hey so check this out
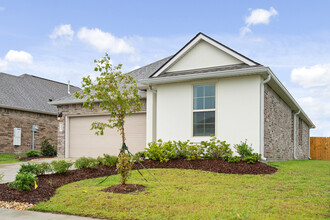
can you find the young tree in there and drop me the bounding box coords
[74,53,142,184]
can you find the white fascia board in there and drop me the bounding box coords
[265,68,316,128]
[140,66,268,85]
[152,34,256,77]
[0,104,56,115]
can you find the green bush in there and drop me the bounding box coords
[173,140,190,159]
[234,140,253,158]
[134,151,146,159]
[41,139,57,157]
[243,153,261,164]
[97,154,118,167]
[26,150,41,157]
[8,172,37,191]
[75,157,100,169]
[116,153,134,185]
[51,160,73,174]
[186,144,204,160]
[202,136,233,159]
[35,162,53,175]
[228,156,241,163]
[222,153,232,161]
[18,163,39,175]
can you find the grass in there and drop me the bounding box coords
[0,153,22,164]
[32,160,329,219]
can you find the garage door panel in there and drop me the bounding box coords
[69,113,146,158]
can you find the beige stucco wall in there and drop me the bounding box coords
[167,40,243,72]
[152,75,261,153]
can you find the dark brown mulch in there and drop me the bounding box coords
[102,184,146,194]
[0,159,277,204]
[17,156,55,161]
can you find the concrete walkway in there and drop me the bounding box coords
[0,158,76,183]
[0,208,98,220]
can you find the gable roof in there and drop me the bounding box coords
[0,72,80,115]
[151,32,259,77]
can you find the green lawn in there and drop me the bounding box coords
[0,154,21,164]
[32,160,329,219]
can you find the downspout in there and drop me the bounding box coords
[148,85,157,142]
[293,110,300,160]
[260,73,271,161]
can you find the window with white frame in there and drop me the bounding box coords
[193,84,215,136]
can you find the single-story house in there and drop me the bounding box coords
[50,33,315,161]
[0,72,80,154]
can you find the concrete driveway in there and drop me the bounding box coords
[0,158,76,183]
[0,208,98,220]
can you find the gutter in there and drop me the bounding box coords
[260,74,271,161]
[293,110,300,160]
[0,104,56,116]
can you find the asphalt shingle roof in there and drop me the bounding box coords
[0,73,80,114]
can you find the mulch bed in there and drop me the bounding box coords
[17,156,56,161]
[102,184,146,194]
[0,159,277,204]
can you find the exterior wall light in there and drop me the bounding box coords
[57,112,63,121]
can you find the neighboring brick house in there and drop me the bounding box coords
[51,32,315,161]
[0,72,80,154]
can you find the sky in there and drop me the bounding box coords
[0,0,329,136]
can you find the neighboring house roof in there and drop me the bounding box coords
[0,72,80,115]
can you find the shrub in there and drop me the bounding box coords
[145,139,178,162]
[186,144,204,160]
[35,162,53,175]
[228,156,240,163]
[8,172,37,191]
[18,163,39,175]
[222,153,232,161]
[26,150,41,157]
[243,153,261,164]
[51,160,73,174]
[41,139,57,157]
[97,154,118,167]
[134,151,146,159]
[173,140,190,159]
[234,140,253,158]
[202,136,233,159]
[75,157,99,169]
[116,153,134,185]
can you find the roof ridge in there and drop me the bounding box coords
[20,74,80,88]
[127,56,173,74]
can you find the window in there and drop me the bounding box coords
[193,84,215,136]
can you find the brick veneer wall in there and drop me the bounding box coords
[0,108,57,154]
[56,99,146,157]
[264,84,309,161]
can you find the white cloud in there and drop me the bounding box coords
[0,50,33,71]
[77,27,134,54]
[49,24,74,41]
[241,7,278,36]
[291,64,330,88]
[4,50,33,64]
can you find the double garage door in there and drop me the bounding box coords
[69,113,146,158]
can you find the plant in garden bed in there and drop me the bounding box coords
[75,157,99,169]
[26,150,41,157]
[202,136,232,159]
[51,160,73,174]
[8,172,37,191]
[75,53,142,186]
[41,139,57,157]
[234,140,261,164]
[116,153,134,185]
[97,154,117,167]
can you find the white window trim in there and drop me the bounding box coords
[191,83,217,137]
